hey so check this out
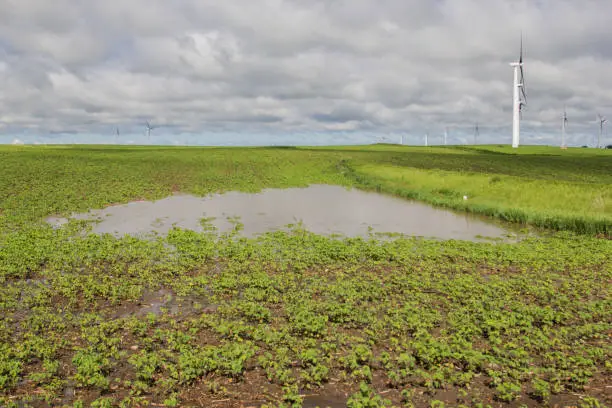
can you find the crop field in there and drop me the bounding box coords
[0,145,610,408]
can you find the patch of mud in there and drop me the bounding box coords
[61,381,76,406]
[302,393,348,408]
[46,184,515,241]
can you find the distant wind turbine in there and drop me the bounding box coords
[444,127,448,146]
[597,114,607,149]
[510,34,527,148]
[145,122,156,140]
[474,123,480,145]
[561,108,568,149]
[425,132,429,147]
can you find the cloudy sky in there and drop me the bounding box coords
[1,0,611,146]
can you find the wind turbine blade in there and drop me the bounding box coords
[520,69,526,103]
[520,32,523,64]
[518,33,526,103]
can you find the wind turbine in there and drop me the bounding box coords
[474,123,480,145]
[510,35,527,148]
[145,122,156,140]
[561,108,568,149]
[444,127,448,146]
[115,127,120,144]
[597,114,607,148]
[425,132,429,147]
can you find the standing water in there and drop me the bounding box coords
[47,184,512,241]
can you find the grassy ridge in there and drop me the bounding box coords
[330,145,612,234]
[339,161,611,235]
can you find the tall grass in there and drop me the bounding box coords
[339,161,611,235]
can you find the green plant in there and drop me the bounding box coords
[163,394,180,407]
[72,350,110,390]
[530,378,551,402]
[495,381,521,402]
[580,396,602,408]
[347,382,392,407]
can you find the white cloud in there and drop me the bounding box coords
[0,0,611,146]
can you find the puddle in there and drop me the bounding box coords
[46,184,515,241]
[136,288,176,317]
[113,288,215,319]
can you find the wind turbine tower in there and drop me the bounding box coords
[597,114,607,148]
[444,127,448,146]
[425,132,429,147]
[510,36,527,148]
[561,108,568,149]
[474,123,480,145]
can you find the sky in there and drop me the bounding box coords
[1,0,611,147]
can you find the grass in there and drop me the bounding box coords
[0,144,610,407]
[343,162,610,234]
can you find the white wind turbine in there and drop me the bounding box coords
[561,108,568,149]
[510,35,527,148]
[597,114,607,148]
[425,132,429,147]
[444,127,448,146]
[145,121,156,141]
[474,123,480,145]
[597,114,607,149]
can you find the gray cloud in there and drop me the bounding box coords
[0,0,611,146]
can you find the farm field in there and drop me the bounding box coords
[0,144,610,408]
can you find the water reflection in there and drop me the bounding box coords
[47,185,511,241]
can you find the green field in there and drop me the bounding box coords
[0,145,610,407]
